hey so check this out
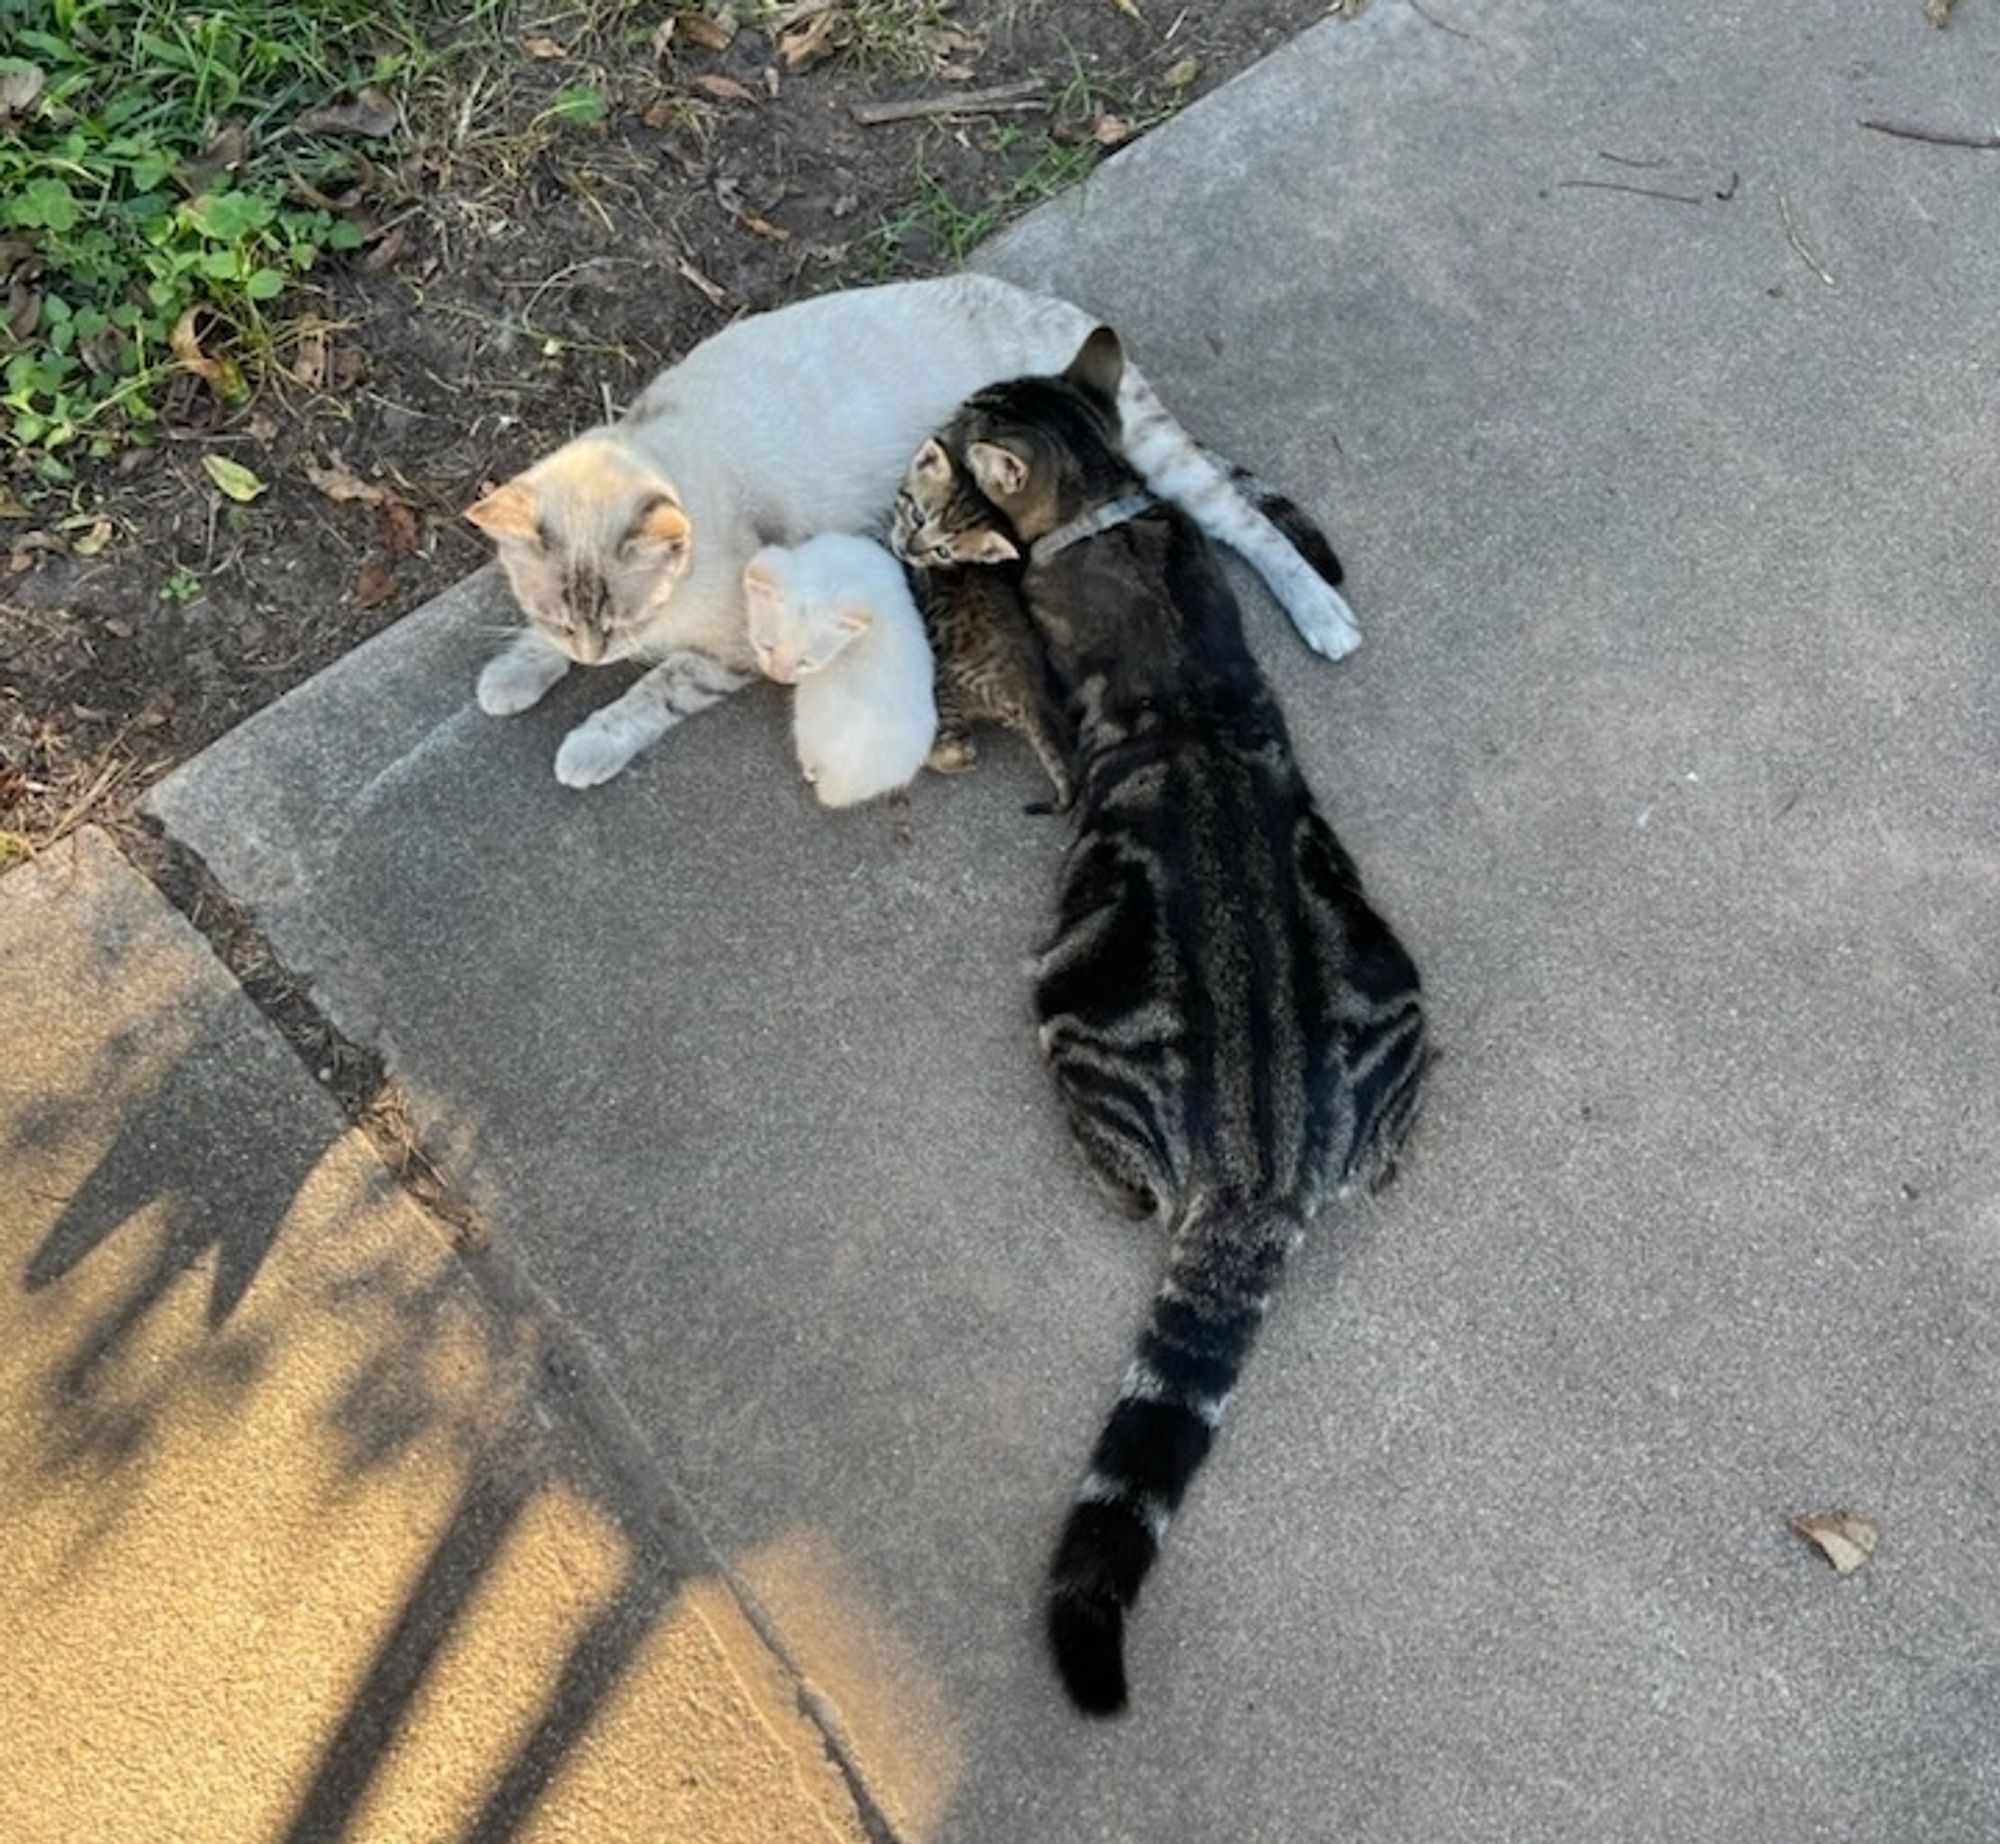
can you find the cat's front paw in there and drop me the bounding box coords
[1290,579,1363,662]
[554,718,640,788]
[478,644,566,716]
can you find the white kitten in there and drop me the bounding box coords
[744,535,938,810]
[465,274,1359,788]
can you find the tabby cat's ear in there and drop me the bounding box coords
[913,438,952,482]
[464,479,541,543]
[966,440,1031,504]
[1064,325,1125,404]
[967,529,1020,564]
[625,495,691,558]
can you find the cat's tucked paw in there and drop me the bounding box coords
[926,733,978,775]
[1289,579,1363,662]
[478,648,563,716]
[554,719,641,788]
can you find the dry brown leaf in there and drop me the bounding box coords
[102,616,134,638]
[1926,0,1958,22]
[679,7,740,51]
[354,561,397,609]
[305,457,393,506]
[1163,54,1200,90]
[693,73,759,102]
[778,9,846,69]
[380,499,420,559]
[360,223,412,276]
[291,330,328,388]
[522,35,567,59]
[0,487,29,519]
[69,516,114,558]
[650,18,678,56]
[168,307,245,402]
[675,257,730,307]
[1789,1510,1878,1576]
[185,121,250,190]
[7,284,41,345]
[641,95,679,130]
[295,85,400,139]
[1092,113,1132,147]
[0,62,45,121]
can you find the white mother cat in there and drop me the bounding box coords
[743,534,937,810]
[466,273,1358,788]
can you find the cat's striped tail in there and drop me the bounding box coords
[1048,1195,1305,1716]
[1114,373,1361,662]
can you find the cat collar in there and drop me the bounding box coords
[1030,491,1160,565]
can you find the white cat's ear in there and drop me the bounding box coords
[966,440,1030,503]
[1065,326,1125,403]
[834,603,873,635]
[913,438,952,482]
[743,548,786,603]
[465,479,541,543]
[968,530,1020,564]
[625,495,691,558]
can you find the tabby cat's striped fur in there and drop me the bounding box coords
[903,330,1429,1715]
[913,562,1075,811]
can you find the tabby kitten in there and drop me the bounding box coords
[911,562,1074,811]
[904,330,1430,1716]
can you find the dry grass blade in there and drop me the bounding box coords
[851,79,1045,126]
[1779,190,1836,288]
[676,256,730,307]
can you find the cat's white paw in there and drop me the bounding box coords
[554,719,640,788]
[1289,580,1363,662]
[478,646,564,716]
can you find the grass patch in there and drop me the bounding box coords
[0,0,440,477]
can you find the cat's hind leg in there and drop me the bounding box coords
[477,628,572,715]
[1116,376,1361,661]
[554,650,751,788]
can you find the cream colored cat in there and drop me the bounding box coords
[467,272,1358,788]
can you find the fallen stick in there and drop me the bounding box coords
[1859,117,2000,149]
[1555,178,1705,206]
[852,81,1045,127]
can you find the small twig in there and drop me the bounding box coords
[851,81,1045,127]
[1859,117,2000,150]
[1555,178,1706,206]
[1599,150,1667,169]
[1405,0,1475,38]
[1778,190,1836,287]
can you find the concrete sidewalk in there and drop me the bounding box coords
[118,2,2000,1838]
[0,832,868,1844]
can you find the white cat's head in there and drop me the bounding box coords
[465,436,691,664]
[742,540,875,685]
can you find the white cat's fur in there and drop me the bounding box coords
[744,535,937,810]
[468,272,1358,787]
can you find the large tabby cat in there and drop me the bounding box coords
[898,330,1430,1715]
[464,273,1359,787]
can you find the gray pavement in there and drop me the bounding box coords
[147,4,2000,1838]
